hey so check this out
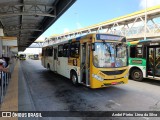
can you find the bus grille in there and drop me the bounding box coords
[101,70,125,75]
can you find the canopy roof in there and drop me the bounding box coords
[0,0,76,51]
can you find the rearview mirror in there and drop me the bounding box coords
[92,43,95,51]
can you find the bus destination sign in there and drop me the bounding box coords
[96,34,124,41]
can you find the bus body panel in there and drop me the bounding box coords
[68,66,81,82]
[41,57,46,68]
[57,57,68,77]
[90,65,128,88]
[129,65,146,78]
[45,56,53,70]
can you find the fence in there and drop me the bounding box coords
[0,66,11,103]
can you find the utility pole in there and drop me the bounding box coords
[144,0,147,40]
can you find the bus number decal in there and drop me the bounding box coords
[73,59,77,66]
[132,60,142,64]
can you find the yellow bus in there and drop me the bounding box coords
[19,54,26,60]
[41,33,128,88]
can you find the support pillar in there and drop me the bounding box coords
[0,39,2,57]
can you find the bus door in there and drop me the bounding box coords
[80,43,90,86]
[53,48,58,72]
[147,46,160,78]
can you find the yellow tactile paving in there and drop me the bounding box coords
[0,60,18,120]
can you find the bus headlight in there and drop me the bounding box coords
[92,74,104,81]
[124,74,128,78]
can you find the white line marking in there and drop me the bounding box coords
[142,117,149,120]
[108,100,121,106]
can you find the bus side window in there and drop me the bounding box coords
[70,42,80,58]
[48,47,53,56]
[54,48,57,60]
[130,46,136,58]
[45,48,48,56]
[130,46,143,58]
[76,42,80,57]
[137,47,142,58]
[63,43,70,57]
[58,45,63,57]
[42,48,44,56]
[142,45,146,58]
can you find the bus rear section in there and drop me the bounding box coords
[19,54,26,60]
[33,54,39,60]
[128,39,160,81]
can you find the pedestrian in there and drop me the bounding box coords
[2,57,7,68]
[0,59,8,72]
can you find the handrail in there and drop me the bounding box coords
[0,66,11,103]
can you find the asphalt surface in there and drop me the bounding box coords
[18,59,160,120]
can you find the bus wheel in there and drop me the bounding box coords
[131,69,143,81]
[71,72,79,86]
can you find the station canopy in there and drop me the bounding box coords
[0,0,76,51]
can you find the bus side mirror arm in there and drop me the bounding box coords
[92,43,95,51]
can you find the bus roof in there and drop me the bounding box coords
[128,38,160,45]
[43,33,126,47]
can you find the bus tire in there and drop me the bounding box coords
[131,69,143,81]
[71,72,79,86]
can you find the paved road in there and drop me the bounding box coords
[19,59,160,120]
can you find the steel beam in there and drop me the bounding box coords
[4,29,42,33]
[0,13,55,18]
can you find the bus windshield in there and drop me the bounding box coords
[93,42,127,68]
[20,54,26,58]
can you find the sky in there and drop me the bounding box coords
[40,0,160,38]
[24,0,160,53]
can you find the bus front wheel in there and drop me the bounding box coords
[131,69,143,81]
[71,72,79,86]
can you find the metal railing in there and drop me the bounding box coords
[0,66,11,103]
[112,23,160,38]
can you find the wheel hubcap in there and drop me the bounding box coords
[72,75,76,84]
[134,72,140,79]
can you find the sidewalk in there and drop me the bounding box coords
[0,59,40,120]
